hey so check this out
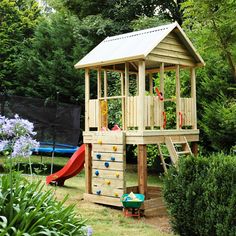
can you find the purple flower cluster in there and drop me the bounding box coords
[0,115,39,158]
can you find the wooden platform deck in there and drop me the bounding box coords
[83,129,199,145]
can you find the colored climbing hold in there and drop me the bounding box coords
[96,190,101,195]
[114,192,119,197]
[113,146,117,151]
[110,156,115,161]
[106,180,111,185]
[95,170,99,176]
[104,162,109,168]
[96,153,101,159]
[115,172,120,178]
[98,140,102,145]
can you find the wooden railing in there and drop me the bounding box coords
[87,96,195,129]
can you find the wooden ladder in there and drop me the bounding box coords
[165,136,192,165]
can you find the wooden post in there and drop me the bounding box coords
[191,67,197,129]
[149,73,153,95]
[149,73,154,129]
[85,68,90,132]
[97,67,102,131]
[138,60,146,130]
[138,145,147,197]
[176,65,181,130]
[191,142,198,156]
[124,62,129,130]
[121,73,125,130]
[85,143,92,194]
[104,70,107,98]
[160,63,165,130]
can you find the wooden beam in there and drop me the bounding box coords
[97,67,102,131]
[104,70,107,98]
[160,62,164,130]
[124,62,129,130]
[121,73,125,130]
[146,65,188,74]
[138,145,147,197]
[85,68,90,132]
[149,73,154,129]
[138,60,145,130]
[191,67,197,129]
[191,142,198,156]
[176,65,181,130]
[85,144,92,194]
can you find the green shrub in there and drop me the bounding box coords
[0,173,87,235]
[163,154,236,236]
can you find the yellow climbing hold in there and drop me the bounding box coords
[113,146,117,151]
[98,140,102,145]
[106,180,111,185]
[114,192,119,197]
[115,172,120,178]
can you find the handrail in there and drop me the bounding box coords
[155,87,164,101]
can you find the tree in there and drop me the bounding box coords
[15,12,89,104]
[182,0,236,82]
[181,0,236,152]
[0,0,41,93]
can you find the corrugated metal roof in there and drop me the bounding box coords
[75,22,204,68]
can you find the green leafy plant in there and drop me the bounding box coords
[0,172,87,235]
[163,154,236,236]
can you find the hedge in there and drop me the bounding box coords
[163,153,236,236]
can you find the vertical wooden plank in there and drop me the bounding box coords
[138,60,146,130]
[138,145,147,197]
[149,73,153,95]
[85,144,92,194]
[191,67,197,129]
[176,65,181,130]
[149,73,154,129]
[85,68,90,131]
[121,73,125,130]
[97,67,102,131]
[103,70,108,130]
[125,63,129,130]
[104,70,107,98]
[134,96,137,127]
[160,62,164,130]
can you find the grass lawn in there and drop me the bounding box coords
[1,154,173,235]
[39,173,173,236]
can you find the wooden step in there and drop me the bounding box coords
[177,150,191,155]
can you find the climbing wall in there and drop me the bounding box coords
[92,132,125,198]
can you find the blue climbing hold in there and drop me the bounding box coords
[96,153,101,159]
[95,170,99,176]
[96,190,101,195]
[104,162,109,168]
[110,156,115,161]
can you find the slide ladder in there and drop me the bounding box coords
[158,137,192,171]
[165,136,192,165]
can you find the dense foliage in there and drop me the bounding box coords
[0,0,235,153]
[15,12,88,103]
[163,154,236,236]
[0,0,41,93]
[0,173,86,235]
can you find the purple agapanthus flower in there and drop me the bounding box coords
[0,114,39,158]
[11,136,39,158]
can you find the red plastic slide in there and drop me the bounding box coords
[46,144,85,186]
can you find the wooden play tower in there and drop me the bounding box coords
[75,22,205,216]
